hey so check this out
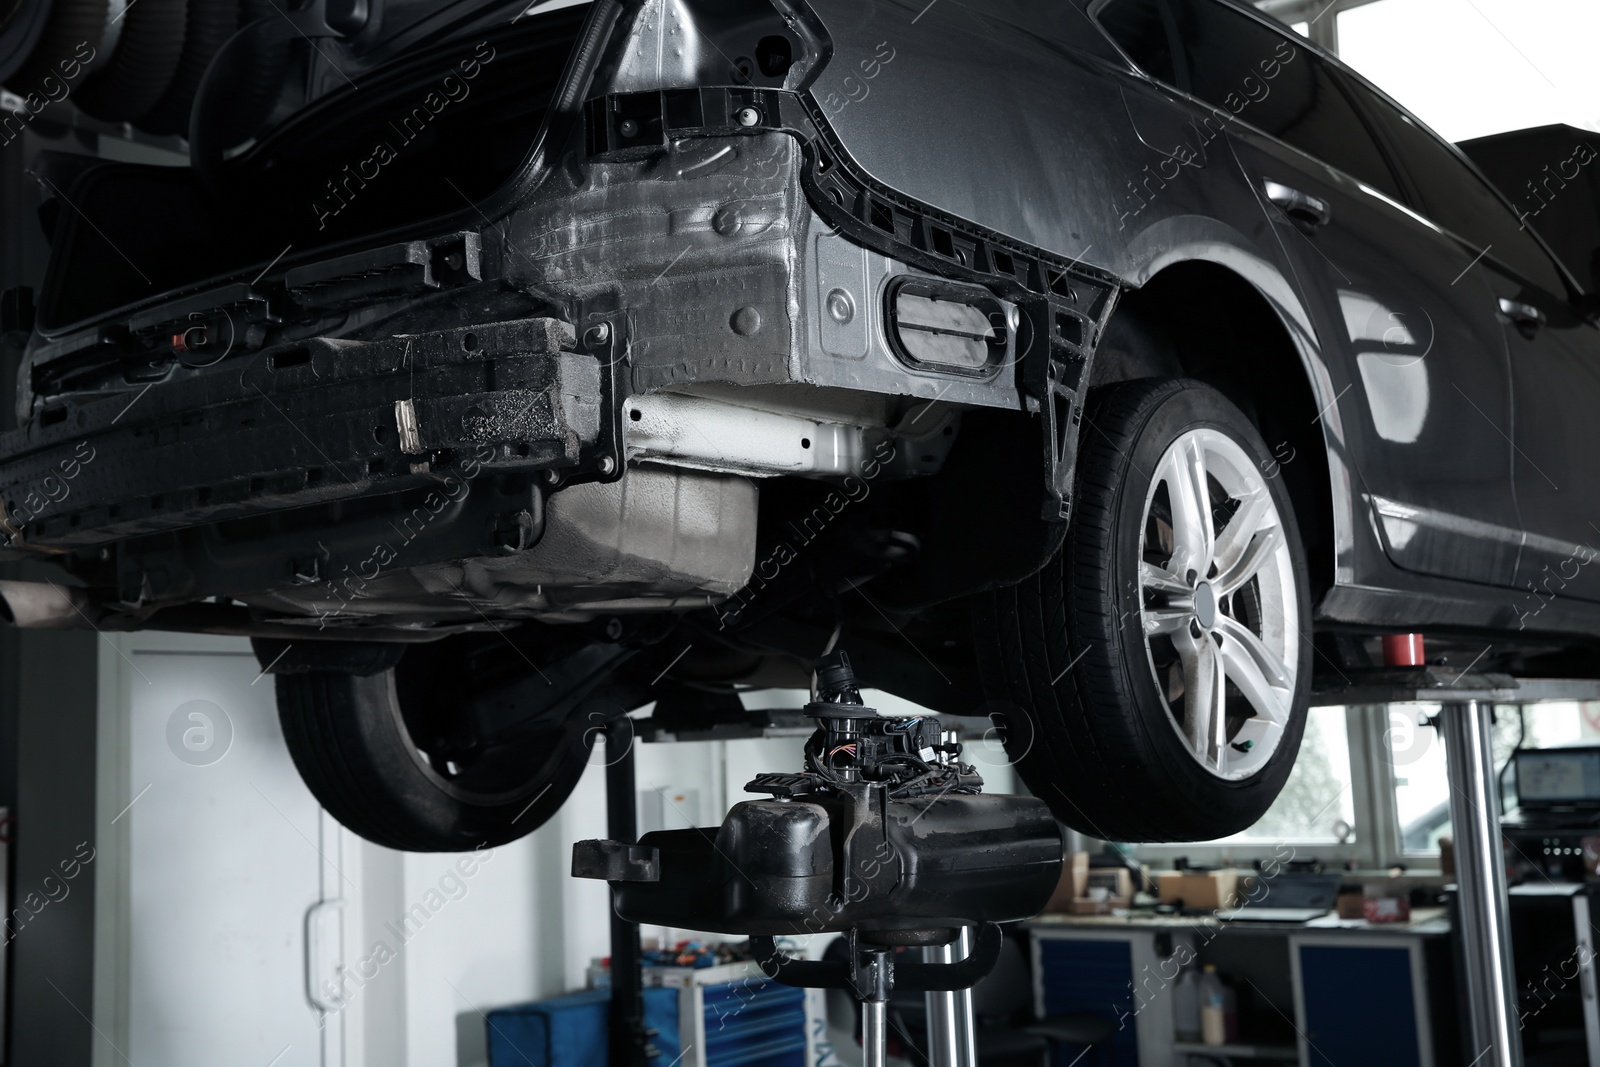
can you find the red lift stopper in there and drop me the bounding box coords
[1382,633,1425,667]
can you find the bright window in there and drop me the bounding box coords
[1228,704,1355,843]
[1392,702,1600,855]
[1337,0,1600,142]
[1128,705,1357,861]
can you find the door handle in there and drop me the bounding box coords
[305,899,346,1013]
[1264,180,1332,231]
[1498,297,1546,336]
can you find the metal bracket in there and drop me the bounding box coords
[571,839,659,882]
[751,922,1003,995]
[1022,294,1100,523]
[577,307,629,484]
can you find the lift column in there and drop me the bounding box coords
[1440,698,1522,1067]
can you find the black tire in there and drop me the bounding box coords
[975,377,1313,842]
[73,0,186,122]
[137,0,237,135]
[0,0,51,86]
[276,662,596,852]
[4,0,108,97]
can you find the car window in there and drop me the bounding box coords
[1096,0,1178,85]
[1097,0,1404,202]
[1348,80,1570,296]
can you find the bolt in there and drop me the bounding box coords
[542,469,562,486]
[1190,619,1202,639]
[619,118,639,137]
[598,455,617,476]
[605,617,624,640]
[1186,569,1197,587]
[585,321,611,347]
[735,106,761,127]
[713,204,744,236]
[826,288,855,324]
[730,306,762,336]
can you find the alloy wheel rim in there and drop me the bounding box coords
[1137,428,1299,781]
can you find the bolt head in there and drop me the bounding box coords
[735,106,761,127]
[585,321,611,347]
[730,306,762,336]
[826,288,855,324]
[598,455,617,476]
[712,205,743,236]
[619,118,639,137]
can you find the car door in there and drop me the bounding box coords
[1357,95,1600,607]
[1123,0,1522,589]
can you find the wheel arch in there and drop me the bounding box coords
[1092,256,1344,604]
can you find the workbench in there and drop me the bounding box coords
[1027,909,1454,1067]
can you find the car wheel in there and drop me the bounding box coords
[274,645,600,852]
[72,0,187,122]
[976,377,1312,842]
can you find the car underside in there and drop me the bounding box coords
[3,0,1599,850]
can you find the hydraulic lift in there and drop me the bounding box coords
[575,650,1061,1066]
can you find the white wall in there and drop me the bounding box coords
[92,644,1018,1066]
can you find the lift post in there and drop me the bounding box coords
[1311,671,1600,1067]
[923,928,978,1067]
[603,718,655,1067]
[1439,698,1522,1067]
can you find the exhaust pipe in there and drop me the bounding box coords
[0,580,98,629]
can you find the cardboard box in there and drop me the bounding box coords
[1157,869,1241,911]
[1363,894,1411,923]
[1363,882,1412,923]
[1044,852,1090,913]
[1086,867,1134,904]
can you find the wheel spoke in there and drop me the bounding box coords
[1216,525,1285,597]
[1142,606,1191,637]
[1216,616,1293,724]
[1212,490,1273,581]
[1140,560,1192,597]
[1179,637,1226,766]
[1162,437,1214,581]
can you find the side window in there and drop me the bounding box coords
[1162,0,1404,201]
[1353,87,1570,296]
[1096,0,1177,85]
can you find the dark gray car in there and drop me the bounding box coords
[0,0,1593,848]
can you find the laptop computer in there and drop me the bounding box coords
[1217,873,1343,923]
